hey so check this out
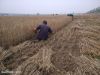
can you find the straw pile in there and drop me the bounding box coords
[0,14,100,75]
[10,15,100,75]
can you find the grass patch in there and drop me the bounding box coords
[95,55,100,60]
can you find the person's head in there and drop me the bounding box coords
[43,20,47,25]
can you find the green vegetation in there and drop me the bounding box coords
[95,55,100,60]
[88,7,100,13]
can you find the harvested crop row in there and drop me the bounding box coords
[12,15,100,75]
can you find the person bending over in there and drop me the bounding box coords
[35,20,52,41]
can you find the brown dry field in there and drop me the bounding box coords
[0,15,72,48]
[0,14,100,75]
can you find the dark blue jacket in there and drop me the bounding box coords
[36,24,52,40]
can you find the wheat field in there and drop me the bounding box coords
[0,15,72,48]
[0,14,100,75]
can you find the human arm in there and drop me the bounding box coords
[36,25,41,30]
[35,25,41,33]
[48,27,52,33]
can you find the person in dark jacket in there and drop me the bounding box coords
[35,20,52,41]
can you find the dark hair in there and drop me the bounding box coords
[43,20,47,24]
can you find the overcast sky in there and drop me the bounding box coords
[0,0,100,14]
